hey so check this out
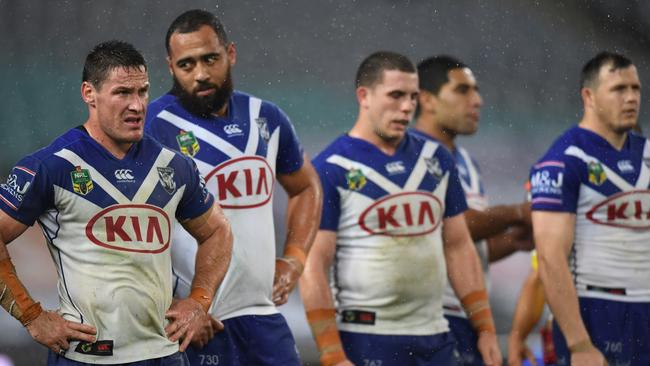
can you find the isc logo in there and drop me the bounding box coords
[358,192,442,236]
[205,156,274,209]
[586,190,650,229]
[85,204,171,253]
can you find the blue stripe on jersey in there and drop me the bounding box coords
[314,133,467,231]
[530,126,649,212]
[145,90,304,175]
[0,128,213,225]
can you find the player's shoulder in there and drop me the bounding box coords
[147,92,178,118]
[24,127,90,168]
[233,90,291,125]
[536,125,585,163]
[140,133,190,162]
[406,132,456,169]
[312,134,350,166]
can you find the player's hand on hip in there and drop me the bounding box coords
[26,310,97,356]
[507,336,537,366]
[272,257,301,306]
[165,298,209,352]
[477,331,503,366]
[571,348,608,366]
[190,313,224,350]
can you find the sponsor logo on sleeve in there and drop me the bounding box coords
[530,165,564,197]
[588,161,607,186]
[70,166,94,196]
[157,167,176,195]
[176,130,200,157]
[0,166,36,210]
[345,168,367,191]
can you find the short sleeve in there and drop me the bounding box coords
[530,158,580,212]
[0,156,53,225]
[175,156,215,221]
[273,106,305,175]
[313,156,341,231]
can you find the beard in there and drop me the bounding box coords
[171,69,234,118]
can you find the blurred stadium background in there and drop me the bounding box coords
[1,1,649,364]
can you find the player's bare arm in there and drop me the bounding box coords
[0,210,97,355]
[274,156,323,306]
[300,230,353,366]
[464,202,531,241]
[442,213,502,366]
[485,225,534,262]
[533,211,606,366]
[507,268,545,366]
[165,201,233,352]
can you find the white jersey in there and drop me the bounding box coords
[0,128,214,364]
[531,126,650,302]
[146,91,305,319]
[313,133,468,335]
[410,130,490,318]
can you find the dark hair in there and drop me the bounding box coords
[355,51,416,88]
[581,51,633,89]
[166,9,229,54]
[82,40,147,89]
[417,55,467,95]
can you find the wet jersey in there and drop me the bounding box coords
[145,90,304,319]
[530,126,650,302]
[0,128,214,364]
[314,133,468,335]
[409,129,490,318]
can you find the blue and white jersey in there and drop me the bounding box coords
[145,90,304,320]
[530,126,650,302]
[409,129,490,318]
[0,128,213,364]
[314,133,468,335]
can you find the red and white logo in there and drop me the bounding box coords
[586,190,650,229]
[205,156,274,209]
[359,192,443,236]
[86,204,171,253]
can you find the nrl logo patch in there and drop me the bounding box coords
[176,130,200,157]
[157,167,176,194]
[70,166,94,196]
[588,161,606,186]
[255,117,270,143]
[424,157,443,179]
[345,168,367,191]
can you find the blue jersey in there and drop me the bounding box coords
[530,126,650,301]
[0,127,213,364]
[314,133,467,336]
[145,90,304,320]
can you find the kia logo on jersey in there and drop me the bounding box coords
[85,204,171,253]
[358,192,443,236]
[586,190,650,229]
[204,156,274,209]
